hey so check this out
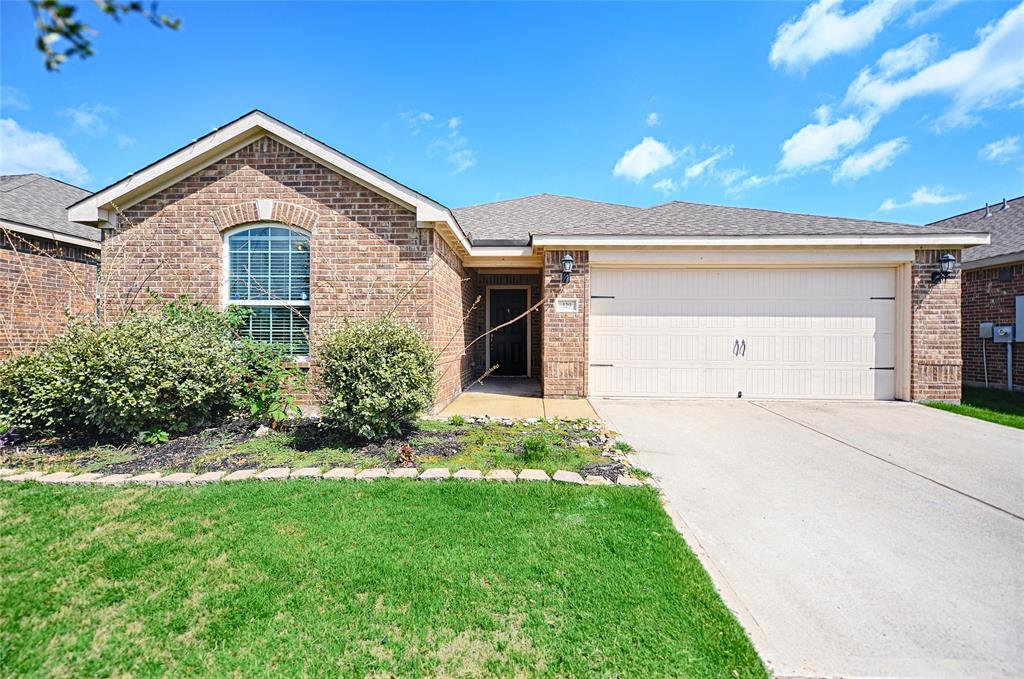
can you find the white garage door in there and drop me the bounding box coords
[589,268,896,399]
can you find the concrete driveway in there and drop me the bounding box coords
[591,399,1024,679]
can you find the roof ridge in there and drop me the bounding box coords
[455,193,639,211]
[656,199,919,228]
[926,195,1024,225]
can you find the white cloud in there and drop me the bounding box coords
[779,105,877,171]
[684,146,734,181]
[907,0,964,27]
[879,184,967,210]
[613,137,681,182]
[834,136,908,180]
[0,118,88,183]
[0,86,29,112]
[400,110,434,135]
[116,133,136,148]
[61,103,115,136]
[653,177,678,194]
[770,0,903,71]
[448,116,462,130]
[646,112,660,126]
[980,135,1021,162]
[876,34,939,76]
[429,116,476,173]
[846,2,1024,127]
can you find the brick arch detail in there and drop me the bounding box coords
[212,200,319,232]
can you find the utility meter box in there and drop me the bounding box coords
[993,325,1014,344]
[979,322,994,338]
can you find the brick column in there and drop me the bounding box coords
[542,250,589,397]
[911,249,962,402]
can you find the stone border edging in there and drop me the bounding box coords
[0,466,645,487]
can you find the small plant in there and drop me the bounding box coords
[448,415,466,426]
[397,443,416,467]
[141,429,170,445]
[521,434,552,463]
[315,318,435,441]
[613,441,634,453]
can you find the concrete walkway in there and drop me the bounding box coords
[593,399,1024,679]
[440,378,598,420]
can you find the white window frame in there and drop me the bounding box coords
[221,223,311,357]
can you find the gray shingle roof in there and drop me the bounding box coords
[453,194,986,245]
[453,194,641,245]
[928,197,1023,264]
[0,174,98,242]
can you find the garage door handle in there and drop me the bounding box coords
[590,363,614,367]
[740,339,746,356]
[733,339,740,355]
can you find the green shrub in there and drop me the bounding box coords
[0,298,300,442]
[315,318,435,440]
[521,434,553,463]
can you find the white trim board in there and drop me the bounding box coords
[0,220,100,250]
[484,285,532,378]
[534,234,990,248]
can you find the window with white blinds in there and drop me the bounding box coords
[226,225,310,356]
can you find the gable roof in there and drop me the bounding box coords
[457,194,990,246]
[928,197,1024,268]
[0,174,99,246]
[453,194,641,245]
[67,109,471,253]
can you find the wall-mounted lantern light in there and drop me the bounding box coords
[931,253,957,284]
[561,253,574,284]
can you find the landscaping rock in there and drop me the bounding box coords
[38,471,75,483]
[322,468,356,480]
[96,474,133,486]
[518,469,549,482]
[255,468,289,481]
[585,475,611,485]
[253,425,272,438]
[356,468,387,481]
[290,467,322,479]
[159,472,196,485]
[389,468,418,479]
[419,467,450,480]
[4,471,44,482]
[0,468,17,477]
[579,461,629,483]
[130,473,163,485]
[453,469,483,480]
[616,475,643,486]
[222,469,257,482]
[485,469,516,482]
[65,473,102,484]
[192,471,226,484]
[553,470,586,485]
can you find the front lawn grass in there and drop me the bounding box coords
[0,481,766,678]
[926,385,1024,430]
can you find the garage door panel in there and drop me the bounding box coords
[589,268,896,400]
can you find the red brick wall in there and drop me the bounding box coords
[432,235,477,409]
[962,262,1024,391]
[0,231,98,358]
[911,249,963,401]
[102,136,447,405]
[472,272,543,379]
[541,250,589,397]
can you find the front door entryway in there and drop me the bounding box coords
[487,287,529,376]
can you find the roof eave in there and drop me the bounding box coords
[530,233,992,248]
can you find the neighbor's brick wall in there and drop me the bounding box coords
[542,250,589,397]
[103,136,441,405]
[471,272,542,379]
[962,262,1024,391]
[911,249,962,401]
[432,234,477,409]
[0,231,98,358]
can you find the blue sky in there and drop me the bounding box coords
[1,0,1021,224]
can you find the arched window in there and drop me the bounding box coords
[225,225,310,356]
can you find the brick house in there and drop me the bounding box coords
[930,197,1023,392]
[64,111,987,409]
[0,174,99,357]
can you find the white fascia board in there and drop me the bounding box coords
[466,246,534,258]
[65,111,474,249]
[962,251,1024,271]
[531,233,992,247]
[0,220,101,250]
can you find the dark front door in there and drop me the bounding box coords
[489,288,529,376]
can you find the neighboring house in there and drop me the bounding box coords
[0,174,99,357]
[930,197,1023,392]
[65,111,987,409]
